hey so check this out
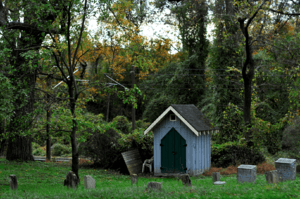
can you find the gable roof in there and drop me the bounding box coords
[144,104,219,136]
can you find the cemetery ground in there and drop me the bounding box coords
[1,145,300,199]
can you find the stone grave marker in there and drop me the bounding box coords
[275,158,296,182]
[265,170,279,184]
[145,181,162,193]
[84,175,95,189]
[9,174,18,190]
[179,174,192,187]
[131,174,138,185]
[64,171,79,190]
[237,165,256,184]
[212,172,226,185]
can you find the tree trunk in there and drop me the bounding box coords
[6,69,36,162]
[68,79,80,184]
[0,119,7,157]
[6,135,34,161]
[46,77,52,161]
[131,65,136,132]
[238,17,255,146]
[106,93,110,122]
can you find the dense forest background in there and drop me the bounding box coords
[1,0,300,181]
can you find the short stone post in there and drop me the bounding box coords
[180,174,192,187]
[131,174,138,185]
[212,172,226,185]
[9,174,18,190]
[145,181,162,193]
[265,170,279,184]
[212,172,220,183]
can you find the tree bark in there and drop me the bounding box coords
[106,93,111,122]
[69,82,80,185]
[237,1,267,145]
[131,65,136,132]
[0,119,7,157]
[46,76,52,161]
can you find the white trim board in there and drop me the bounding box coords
[144,106,220,137]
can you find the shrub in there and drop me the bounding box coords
[32,148,46,156]
[78,127,129,174]
[51,143,71,156]
[281,116,300,154]
[112,116,130,134]
[32,142,41,151]
[211,142,266,168]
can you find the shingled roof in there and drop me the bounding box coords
[144,104,219,136]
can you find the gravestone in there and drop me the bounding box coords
[84,175,95,189]
[265,170,279,184]
[275,158,296,182]
[9,174,18,190]
[212,172,226,185]
[64,171,79,189]
[179,174,192,187]
[145,181,162,193]
[131,174,138,185]
[237,165,256,184]
[212,172,220,183]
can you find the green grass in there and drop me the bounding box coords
[1,157,300,199]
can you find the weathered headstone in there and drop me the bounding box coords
[212,172,226,185]
[180,174,192,187]
[9,174,18,190]
[212,172,220,183]
[131,174,138,185]
[64,171,79,189]
[84,175,95,189]
[146,181,162,193]
[237,165,256,184]
[265,170,279,184]
[275,158,296,182]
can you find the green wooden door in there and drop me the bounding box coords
[160,127,187,173]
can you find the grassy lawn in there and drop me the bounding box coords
[1,154,300,199]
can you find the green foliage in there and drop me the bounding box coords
[32,142,41,151]
[281,116,300,155]
[199,6,244,144]
[51,143,71,156]
[112,116,130,134]
[32,148,46,156]
[211,141,266,168]
[77,127,125,170]
[166,54,206,105]
[212,103,245,144]
[142,93,175,123]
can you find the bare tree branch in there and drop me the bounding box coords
[267,8,300,16]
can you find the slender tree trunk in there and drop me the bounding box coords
[106,93,110,122]
[238,18,255,146]
[106,70,114,122]
[131,65,136,132]
[46,77,52,161]
[68,79,80,184]
[0,119,7,157]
